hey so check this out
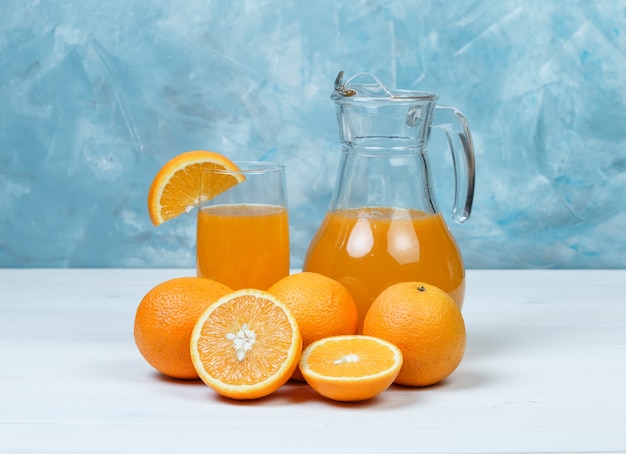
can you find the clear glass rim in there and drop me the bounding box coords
[331,71,438,103]
[332,90,438,104]
[204,161,285,175]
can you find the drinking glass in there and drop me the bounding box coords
[196,161,289,290]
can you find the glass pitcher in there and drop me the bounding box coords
[303,71,475,331]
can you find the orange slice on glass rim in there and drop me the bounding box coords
[190,289,302,400]
[299,335,403,402]
[147,150,244,226]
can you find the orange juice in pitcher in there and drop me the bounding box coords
[304,207,465,330]
[303,72,475,330]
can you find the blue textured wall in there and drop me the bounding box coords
[1,1,625,269]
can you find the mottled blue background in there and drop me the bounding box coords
[1,1,625,269]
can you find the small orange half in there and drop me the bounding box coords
[147,150,244,226]
[190,289,302,400]
[299,335,403,402]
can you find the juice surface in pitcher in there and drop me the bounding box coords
[303,206,465,331]
[197,204,289,290]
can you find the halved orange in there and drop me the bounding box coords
[190,289,302,400]
[299,335,403,402]
[147,150,244,226]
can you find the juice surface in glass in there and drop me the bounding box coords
[303,207,465,331]
[197,203,289,290]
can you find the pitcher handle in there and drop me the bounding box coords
[433,106,476,223]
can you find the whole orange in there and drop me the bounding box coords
[134,277,232,379]
[362,282,466,387]
[268,272,359,380]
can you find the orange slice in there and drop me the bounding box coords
[147,150,244,226]
[190,289,302,400]
[299,335,403,402]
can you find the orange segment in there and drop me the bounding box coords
[147,150,244,226]
[190,289,302,400]
[299,335,403,402]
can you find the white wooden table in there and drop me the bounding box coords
[1,269,625,453]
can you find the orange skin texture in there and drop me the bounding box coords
[363,282,466,387]
[268,272,359,380]
[134,277,232,379]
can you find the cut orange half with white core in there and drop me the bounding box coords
[190,289,302,400]
[147,150,244,226]
[299,335,403,402]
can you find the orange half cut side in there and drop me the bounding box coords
[299,335,403,402]
[190,289,302,400]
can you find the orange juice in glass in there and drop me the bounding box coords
[196,162,289,290]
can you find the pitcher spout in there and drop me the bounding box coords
[330,70,437,149]
[332,70,437,102]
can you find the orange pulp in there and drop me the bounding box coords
[303,207,465,331]
[197,204,289,290]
